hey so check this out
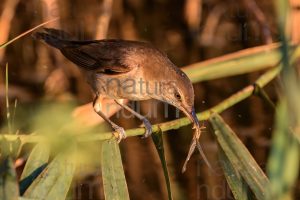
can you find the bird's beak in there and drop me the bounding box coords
[181,106,201,146]
[190,107,200,129]
[182,107,200,131]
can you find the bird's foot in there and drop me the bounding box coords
[112,125,126,143]
[140,118,152,138]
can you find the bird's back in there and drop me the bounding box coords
[33,28,191,99]
[33,28,166,72]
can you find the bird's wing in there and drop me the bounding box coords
[60,41,132,73]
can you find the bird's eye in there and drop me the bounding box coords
[175,93,182,101]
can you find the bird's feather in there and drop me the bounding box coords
[33,29,134,73]
[60,42,132,72]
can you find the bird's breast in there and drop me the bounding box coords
[86,68,163,100]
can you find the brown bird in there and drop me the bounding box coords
[33,28,208,172]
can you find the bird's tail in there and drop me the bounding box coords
[32,28,72,49]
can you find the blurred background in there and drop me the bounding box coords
[0,0,298,199]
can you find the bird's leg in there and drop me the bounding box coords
[93,96,126,142]
[114,99,152,138]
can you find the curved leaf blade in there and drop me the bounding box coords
[219,147,249,200]
[101,140,129,200]
[24,146,76,200]
[21,143,50,180]
[151,129,173,200]
[210,113,269,200]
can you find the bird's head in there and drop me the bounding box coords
[157,70,206,172]
[158,70,200,131]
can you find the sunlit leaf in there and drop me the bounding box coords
[21,143,50,180]
[44,152,76,200]
[24,145,76,200]
[184,44,300,83]
[210,113,269,200]
[101,140,130,200]
[218,147,249,200]
[19,142,50,195]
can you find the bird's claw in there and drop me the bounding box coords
[140,118,152,138]
[112,125,126,143]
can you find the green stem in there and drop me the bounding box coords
[253,83,276,109]
[6,63,12,134]
[1,67,280,143]
[184,43,299,82]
